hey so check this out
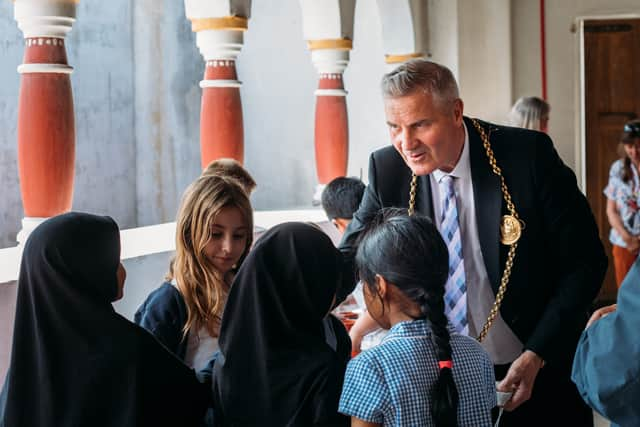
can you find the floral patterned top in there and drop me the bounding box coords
[604,159,640,247]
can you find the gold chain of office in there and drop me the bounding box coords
[407,118,524,343]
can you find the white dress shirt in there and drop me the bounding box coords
[430,122,523,364]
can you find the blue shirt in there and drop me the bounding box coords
[604,159,640,247]
[339,319,496,427]
[572,259,640,427]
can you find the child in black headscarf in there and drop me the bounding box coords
[212,222,350,427]
[0,212,209,427]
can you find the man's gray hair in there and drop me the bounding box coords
[381,59,460,107]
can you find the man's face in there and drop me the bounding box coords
[384,90,464,175]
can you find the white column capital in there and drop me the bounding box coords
[196,29,245,61]
[14,0,77,39]
[311,49,350,75]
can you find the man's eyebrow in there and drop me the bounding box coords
[411,119,430,126]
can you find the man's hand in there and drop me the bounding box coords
[497,350,544,411]
[586,304,617,329]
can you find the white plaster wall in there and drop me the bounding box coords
[68,1,138,227]
[0,3,22,248]
[457,0,512,125]
[427,0,459,77]
[512,0,640,175]
[133,0,202,226]
[511,0,542,103]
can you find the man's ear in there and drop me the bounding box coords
[451,98,464,124]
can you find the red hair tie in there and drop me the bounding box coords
[438,360,453,370]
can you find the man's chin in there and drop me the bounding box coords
[405,161,436,177]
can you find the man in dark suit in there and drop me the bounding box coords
[339,59,607,425]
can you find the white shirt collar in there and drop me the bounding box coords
[432,121,470,183]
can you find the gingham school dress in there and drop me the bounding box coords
[339,319,496,426]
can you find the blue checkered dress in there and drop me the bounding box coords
[339,319,496,426]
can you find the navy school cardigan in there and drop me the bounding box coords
[134,282,189,360]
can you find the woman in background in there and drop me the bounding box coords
[604,120,640,287]
[508,96,550,132]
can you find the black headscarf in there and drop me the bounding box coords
[212,222,350,427]
[0,212,208,427]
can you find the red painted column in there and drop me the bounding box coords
[17,37,75,219]
[13,1,77,243]
[315,73,348,185]
[185,12,248,170]
[200,59,243,168]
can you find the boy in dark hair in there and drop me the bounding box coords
[322,177,377,355]
[321,177,365,234]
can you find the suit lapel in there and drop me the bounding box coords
[466,117,502,293]
[416,174,434,220]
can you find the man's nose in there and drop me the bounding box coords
[400,128,416,151]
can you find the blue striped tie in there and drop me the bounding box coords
[439,175,468,334]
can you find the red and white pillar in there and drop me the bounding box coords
[300,0,355,202]
[184,2,251,169]
[14,0,77,244]
[309,41,351,201]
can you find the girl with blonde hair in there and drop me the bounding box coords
[135,174,253,370]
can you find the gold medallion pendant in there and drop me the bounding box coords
[500,215,522,245]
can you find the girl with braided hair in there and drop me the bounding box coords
[339,208,496,426]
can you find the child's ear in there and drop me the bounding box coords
[333,218,350,234]
[374,274,388,299]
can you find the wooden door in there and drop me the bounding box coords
[584,19,640,303]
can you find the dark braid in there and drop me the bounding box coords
[420,290,458,427]
[356,208,458,427]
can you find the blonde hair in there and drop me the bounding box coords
[168,175,253,338]
[509,96,550,131]
[202,158,257,195]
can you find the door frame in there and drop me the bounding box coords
[576,13,640,194]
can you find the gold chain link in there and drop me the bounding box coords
[407,119,521,343]
[408,174,418,216]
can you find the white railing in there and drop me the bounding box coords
[0,208,332,283]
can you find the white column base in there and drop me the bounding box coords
[312,183,326,206]
[16,216,48,246]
